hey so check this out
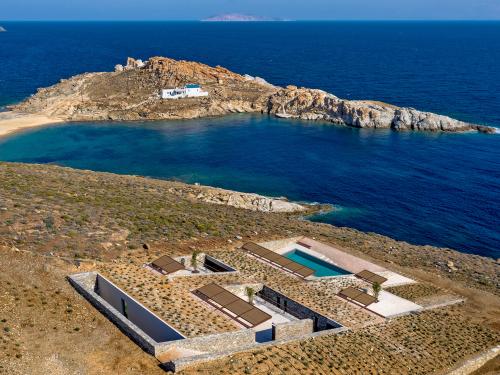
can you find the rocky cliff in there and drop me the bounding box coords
[12,56,495,133]
[268,86,495,133]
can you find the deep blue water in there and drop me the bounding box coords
[284,249,351,277]
[0,22,499,258]
[1,116,498,259]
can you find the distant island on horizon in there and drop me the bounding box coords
[202,13,290,22]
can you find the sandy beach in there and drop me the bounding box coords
[0,111,63,138]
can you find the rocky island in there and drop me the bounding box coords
[202,14,285,22]
[7,56,496,133]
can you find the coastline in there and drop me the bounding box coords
[10,56,497,134]
[0,111,63,139]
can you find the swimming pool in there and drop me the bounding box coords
[284,249,351,277]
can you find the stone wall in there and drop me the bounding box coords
[157,330,255,357]
[447,345,499,375]
[272,319,313,341]
[167,254,239,280]
[258,286,342,331]
[258,237,302,251]
[168,325,348,372]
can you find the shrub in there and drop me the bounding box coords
[245,287,255,305]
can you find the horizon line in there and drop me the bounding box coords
[2,19,500,22]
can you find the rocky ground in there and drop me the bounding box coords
[0,162,499,374]
[10,57,496,133]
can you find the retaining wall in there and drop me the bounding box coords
[272,319,313,341]
[447,345,499,375]
[168,325,348,372]
[156,329,255,357]
[258,286,342,331]
[68,272,162,355]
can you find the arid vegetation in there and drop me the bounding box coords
[0,162,499,374]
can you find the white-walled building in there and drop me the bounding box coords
[161,84,209,99]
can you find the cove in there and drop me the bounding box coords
[0,114,498,259]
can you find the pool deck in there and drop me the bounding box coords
[260,237,421,318]
[367,291,422,318]
[269,237,415,287]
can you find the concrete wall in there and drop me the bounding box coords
[272,319,313,341]
[96,274,184,343]
[258,286,342,331]
[68,272,160,355]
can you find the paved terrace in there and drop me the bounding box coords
[99,249,383,339]
[266,237,415,287]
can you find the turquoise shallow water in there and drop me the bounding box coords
[0,115,497,259]
[284,249,351,277]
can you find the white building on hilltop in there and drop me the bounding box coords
[161,84,209,99]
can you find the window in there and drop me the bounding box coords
[121,298,129,319]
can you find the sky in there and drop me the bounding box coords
[1,0,500,21]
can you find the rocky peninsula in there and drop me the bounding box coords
[7,56,496,133]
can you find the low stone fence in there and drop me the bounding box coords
[447,345,499,375]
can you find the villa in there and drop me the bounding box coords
[161,84,209,99]
[68,236,458,372]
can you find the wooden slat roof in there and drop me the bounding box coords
[338,286,377,307]
[355,270,388,285]
[194,282,271,328]
[241,242,315,278]
[151,255,185,274]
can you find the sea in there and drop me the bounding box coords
[0,21,499,259]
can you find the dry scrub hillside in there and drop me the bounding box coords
[0,162,499,374]
[0,162,497,295]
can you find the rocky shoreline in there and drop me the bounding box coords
[8,56,496,134]
[166,182,310,213]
